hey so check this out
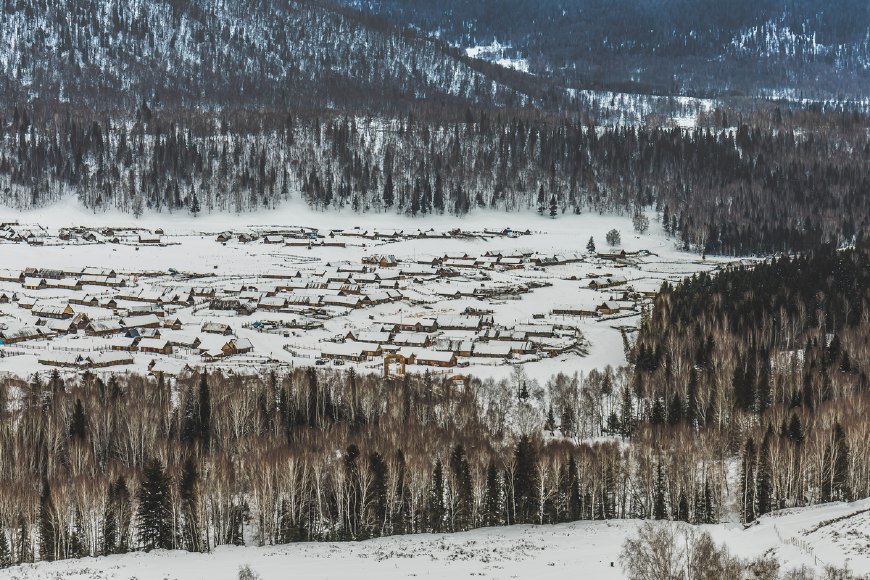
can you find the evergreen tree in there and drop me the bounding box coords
[137,458,173,551]
[428,459,445,533]
[483,462,502,527]
[16,512,29,564]
[619,385,634,436]
[38,482,57,561]
[650,397,665,425]
[382,171,394,208]
[180,387,198,445]
[179,457,202,552]
[667,392,683,425]
[787,414,805,444]
[586,236,596,252]
[548,194,558,218]
[513,435,540,524]
[677,493,689,522]
[544,405,556,434]
[369,452,388,537]
[198,372,211,450]
[449,445,473,532]
[69,398,87,440]
[0,524,11,569]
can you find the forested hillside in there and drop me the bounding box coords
[0,0,541,110]
[1,104,867,254]
[347,0,870,98]
[631,245,870,522]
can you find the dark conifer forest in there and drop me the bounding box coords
[3,104,870,255]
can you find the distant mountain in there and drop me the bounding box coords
[344,0,870,98]
[0,0,545,110]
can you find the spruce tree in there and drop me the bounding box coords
[38,482,57,561]
[180,457,202,552]
[0,525,11,569]
[544,405,556,434]
[513,435,540,524]
[483,462,502,527]
[757,427,773,516]
[198,372,211,451]
[369,452,388,537]
[137,458,173,551]
[449,445,473,532]
[586,236,596,252]
[69,398,87,440]
[428,460,445,533]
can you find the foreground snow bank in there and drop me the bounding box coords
[5,499,868,580]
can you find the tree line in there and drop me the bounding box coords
[3,103,870,254]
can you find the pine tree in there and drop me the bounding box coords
[544,405,556,434]
[103,482,118,556]
[137,458,173,551]
[198,372,211,451]
[518,381,529,401]
[677,493,689,522]
[586,236,596,253]
[667,392,683,425]
[548,194,558,218]
[483,462,502,527]
[69,398,87,440]
[190,193,201,216]
[513,435,540,524]
[757,427,773,516]
[619,385,634,436]
[382,171,394,208]
[449,445,473,532]
[179,457,202,552]
[787,414,804,444]
[0,524,11,568]
[180,387,198,444]
[38,482,57,561]
[16,512,29,564]
[428,459,445,532]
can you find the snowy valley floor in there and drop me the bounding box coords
[2,500,868,580]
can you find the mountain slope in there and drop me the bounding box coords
[345,0,870,98]
[0,0,539,110]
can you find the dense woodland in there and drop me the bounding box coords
[631,245,870,523]
[0,0,553,112]
[0,248,868,564]
[2,104,869,254]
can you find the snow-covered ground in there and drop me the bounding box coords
[3,499,868,580]
[0,200,736,384]
[465,41,530,73]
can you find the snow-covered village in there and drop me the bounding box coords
[0,213,719,383]
[4,0,870,578]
